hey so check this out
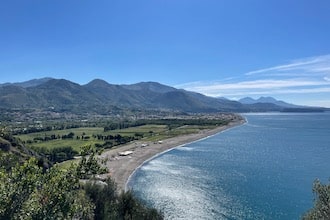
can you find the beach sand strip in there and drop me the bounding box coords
[99,119,245,191]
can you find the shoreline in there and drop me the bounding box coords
[100,117,246,191]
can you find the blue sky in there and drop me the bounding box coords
[1,0,330,107]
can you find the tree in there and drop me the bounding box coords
[84,179,163,220]
[76,145,107,179]
[84,178,118,219]
[303,179,330,220]
[0,144,163,219]
[0,158,95,219]
[0,158,42,218]
[117,190,163,220]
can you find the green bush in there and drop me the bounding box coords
[84,180,163,220]
[303,179,330,220]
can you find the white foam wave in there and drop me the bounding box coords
[176,146,195,151]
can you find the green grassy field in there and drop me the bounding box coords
[17,127,104,142]
[17,127,104,152]
[15,124,216,153]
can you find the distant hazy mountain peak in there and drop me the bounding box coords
[239,96,300,108]
[257,96,277,103]
[238,97,256,104]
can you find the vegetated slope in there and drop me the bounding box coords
[0,78,324,113]
[84,79,154,108]
[0,85,34,108]
[29,79,104,110]
[0,133,51,169]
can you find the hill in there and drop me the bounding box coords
[238,96,328,112]
[0,131,51,170]
[239,96,300,108]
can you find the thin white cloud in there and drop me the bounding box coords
[182,78,330,97]
[323,76,330,81]
[197,87,330,97]
[277,87,330,94]
[245,60,318,75]
[245,54,330,76]
[191,79,329,91]
[177,54,330,107]
[179,55,330,105]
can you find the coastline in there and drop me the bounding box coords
[100,117,246,191]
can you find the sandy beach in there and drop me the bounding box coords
[99,118,245,191]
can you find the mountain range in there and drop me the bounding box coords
[0,78,326,113]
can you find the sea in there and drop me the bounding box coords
[127,112,330,220]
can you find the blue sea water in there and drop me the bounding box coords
[127,113,330,220]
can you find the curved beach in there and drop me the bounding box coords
[100,118,246,191]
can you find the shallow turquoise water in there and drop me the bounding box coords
[127,113,330,219]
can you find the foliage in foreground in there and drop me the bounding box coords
[84,179,162,220]
[0,157,93,219]
[0,152,163,220]
[303,179,330,220]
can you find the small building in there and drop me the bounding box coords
[118,151,133,156]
